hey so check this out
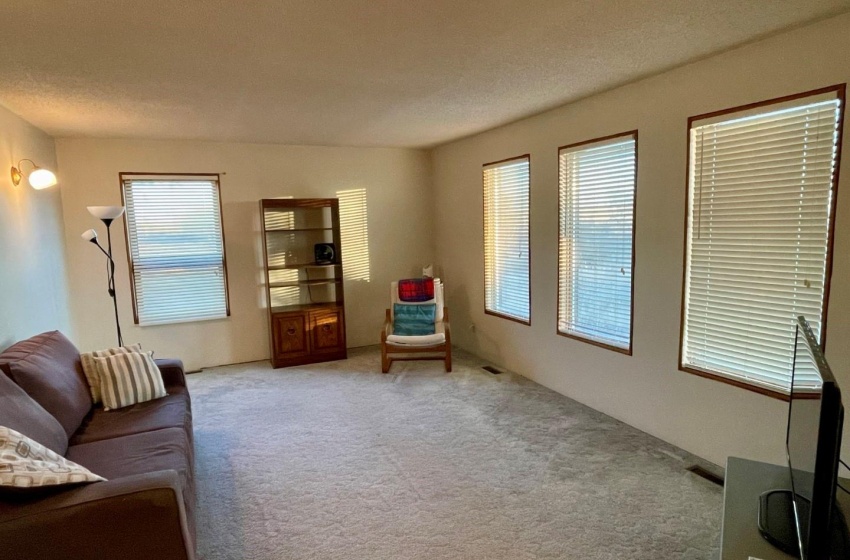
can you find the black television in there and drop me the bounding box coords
[758,316,847,559]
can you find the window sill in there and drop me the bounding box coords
[484,309,530,326]
[678,364,790,401]
[556,329,632,356]
[136,313,230,327]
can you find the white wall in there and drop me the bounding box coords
[0,104,73,349]
[56,139,433,371]
[431,13,850,467]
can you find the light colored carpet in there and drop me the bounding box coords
[189,346,721,560]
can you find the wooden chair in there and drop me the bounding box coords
[381,279,451,373]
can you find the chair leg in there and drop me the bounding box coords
[445,346,452,373]
[381,343,390,373]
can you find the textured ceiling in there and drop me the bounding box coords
[0,1,848,148]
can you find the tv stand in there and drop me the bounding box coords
[721,457,849,559]
[758,489,809,557]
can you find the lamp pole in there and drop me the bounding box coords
[104,221,123,347]
[82,206,126,347]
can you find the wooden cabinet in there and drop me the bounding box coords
[309,307,345,355]
[270,305,346,367]
[261,198,348,368]
[272,312,309,361]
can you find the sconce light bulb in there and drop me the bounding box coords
[28,168,57,190]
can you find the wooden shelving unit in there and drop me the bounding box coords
[261,198,347,368]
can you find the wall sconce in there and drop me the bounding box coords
[10,159,58,190]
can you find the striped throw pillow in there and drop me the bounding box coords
[80,344,142,404]
[94,351,167,411]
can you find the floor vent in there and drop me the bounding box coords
[686,465,724,486]
[481,366,502,375]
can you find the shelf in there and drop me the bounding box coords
[262,199,336,210]
[267,263,341,270]
[265,227,333,232]
[271,302,343,314]
[269,279,342,288]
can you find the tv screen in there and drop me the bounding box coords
[786,316,844,559]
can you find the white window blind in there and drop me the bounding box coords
[558,134,636,351]
[123,176,229,326]
[483,156,531,323]
[681,91,842,393]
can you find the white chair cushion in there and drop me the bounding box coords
[386,333,446,346]
[387,322,446,346]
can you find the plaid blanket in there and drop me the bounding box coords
[398,278,435,302]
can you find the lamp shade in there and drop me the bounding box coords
[87,206,125,221]
[28,168,57,190]
[81,229,98,243]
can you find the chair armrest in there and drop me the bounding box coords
[155,358,187,388]
[0,470,194,560]
[382,309,392,341]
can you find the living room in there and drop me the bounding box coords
[2,2,850,559]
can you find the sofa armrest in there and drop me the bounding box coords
[155,358,187,389]
[0,470,194,560]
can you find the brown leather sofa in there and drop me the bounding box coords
[0,331,196,560]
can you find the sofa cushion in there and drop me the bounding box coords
[0,332,91,438]
[71,388,192,446]
[0,426,104,490]
[0,373,68,456]
[66,427,195,540]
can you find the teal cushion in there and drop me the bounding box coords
[393,304,436,336]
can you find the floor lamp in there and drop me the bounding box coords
[82,206,125,347]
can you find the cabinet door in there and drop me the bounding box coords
[309,309,345,354]
[273,313,309,359]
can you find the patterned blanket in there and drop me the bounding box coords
[398,277,435,302]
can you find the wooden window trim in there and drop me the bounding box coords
[482,154,532,326]
[484,309,532,326]
[119,172,231,325]
[676,84,846,400]
[555,130,639,356]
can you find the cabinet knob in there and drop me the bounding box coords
[286,327,297,336]
[322,324,331,332]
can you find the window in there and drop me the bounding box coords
[680,86,844,395]
[483,155,531,324]
[558,132,637,353]
[121,174,230,325]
